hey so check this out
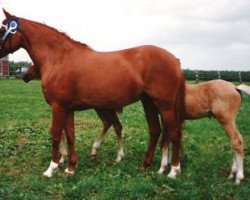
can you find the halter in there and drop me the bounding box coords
[0,18,20,49]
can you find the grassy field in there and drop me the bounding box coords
[0,79,250,199]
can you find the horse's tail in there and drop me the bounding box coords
[175,73,186,125]
[236,84,250,97]
[174,73,186,158]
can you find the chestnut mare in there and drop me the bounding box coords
[0,10,185,178]
[23,65,125,163]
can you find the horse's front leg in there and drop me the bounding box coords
[64,112,77,175]
[43,104,68,178]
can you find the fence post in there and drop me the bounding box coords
[195,70,199,83]
[238,71,242,83]
[217,71,221,79]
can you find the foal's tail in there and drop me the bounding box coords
[236,84,250,97]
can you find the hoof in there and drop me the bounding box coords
[115,155,125,163]
[43,171,54,178]
[59,156,66,164]
[235,179,241,185]
[91,149,97,157]
[64,168,74,175]
[235,173,244,185]
[158,168,165,174]
[228,173,234,180]
[143,161,151,168]
[167,172,177,179]
[167,165,181,179]
[43,161,58,178]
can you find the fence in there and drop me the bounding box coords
[1,68,250,83]
[183,69,250,83]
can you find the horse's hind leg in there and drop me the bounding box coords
[91,111,112,157]
[64,111,77,175]
[141,97,161,167]
[158,110,182,178]
[158,126,170,174]
[222,121,244,184]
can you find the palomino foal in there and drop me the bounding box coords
[185,79,250,184]
[23,65,125,165]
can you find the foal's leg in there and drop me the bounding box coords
[59,130,67,164]
[107,111,124,163]
[91,111,112,157]
[92,110,124,162]
[43,104,68,177]
[222,121,244,184]
[141,97,161,167]
[64,112,77,174]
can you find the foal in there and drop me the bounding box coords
[185,79,250,184]
[23,65,125,164]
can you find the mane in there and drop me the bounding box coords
[26,18,92,49]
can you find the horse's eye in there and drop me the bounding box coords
[0,27,5,34]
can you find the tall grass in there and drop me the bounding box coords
[0,79,249,199]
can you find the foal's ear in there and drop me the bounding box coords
[2,8,13,19]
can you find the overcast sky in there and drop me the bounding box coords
[1,0,250,71]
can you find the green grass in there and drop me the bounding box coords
[0,79,250,199]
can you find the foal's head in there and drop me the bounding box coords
[0,9,23,58]
[22,65,40,82]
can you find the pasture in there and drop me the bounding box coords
[0,79,250,199]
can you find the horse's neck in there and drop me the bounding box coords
[21,19,77,66]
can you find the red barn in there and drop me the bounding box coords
[0,56,9,76]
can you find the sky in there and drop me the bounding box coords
[0,0,250,71]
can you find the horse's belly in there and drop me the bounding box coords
[69,94,139,110]
[69,74,144,109]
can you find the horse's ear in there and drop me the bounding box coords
[3,8,13,19]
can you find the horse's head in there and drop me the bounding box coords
[0,9,23,58]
